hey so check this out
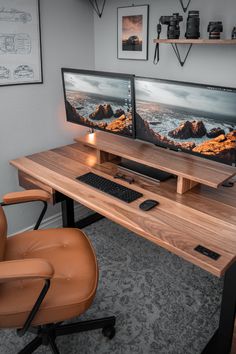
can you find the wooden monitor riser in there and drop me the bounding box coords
[75,132,236,195]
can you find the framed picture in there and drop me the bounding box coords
[117,5,149,61]
[0,0,42,86]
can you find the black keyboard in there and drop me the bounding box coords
[77,172,143,203]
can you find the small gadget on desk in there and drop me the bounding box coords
[139,200,159,211]
[114,172,134,184]
[222,180,234,188]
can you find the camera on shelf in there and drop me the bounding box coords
[207,21,223,39]
[232,27,236,39]
[159,13,183,39]
[185,11,200,39]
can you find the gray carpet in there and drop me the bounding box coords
[0,219,223,354]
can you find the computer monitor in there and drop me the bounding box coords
[61,68,135,138]
[135,77,236,166]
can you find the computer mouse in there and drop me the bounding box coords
[139,199,159,211]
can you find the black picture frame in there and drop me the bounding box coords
[0,0,43,87]
[117,5,149,61]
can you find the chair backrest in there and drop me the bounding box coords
[0,206,7,261]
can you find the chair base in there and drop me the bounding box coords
[18,316,116,354]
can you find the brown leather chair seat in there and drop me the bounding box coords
[0,228,98,329]
[0,190,115,353]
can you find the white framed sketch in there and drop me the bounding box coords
[0,0,42,86]
[117,5,149,61]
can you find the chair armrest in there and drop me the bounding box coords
[2,190,51,205]
[1,190,51,231]
[0,259,54,283]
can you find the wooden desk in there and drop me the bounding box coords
[10,142,236,354]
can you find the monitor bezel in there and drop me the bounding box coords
[61,68,136,140]
[135,76,236,166]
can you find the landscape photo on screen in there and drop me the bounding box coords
[122,14,143,51]
[135,78,236,163]
[64,72,133,136]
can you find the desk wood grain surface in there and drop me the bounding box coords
[10,143,236,278]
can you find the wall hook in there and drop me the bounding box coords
[89,0,107,18]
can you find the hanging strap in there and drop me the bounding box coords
[153,24,162,65]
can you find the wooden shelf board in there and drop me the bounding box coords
[75,132,236,190]
[153,39,236,45]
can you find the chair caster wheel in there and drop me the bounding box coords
[102,326,116,339]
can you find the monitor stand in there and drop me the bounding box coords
[118,158,173,182]
[75,132,236,194]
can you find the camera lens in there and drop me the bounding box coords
[207,21,223,39]
[185,10,200,39]
[168,25,181,39]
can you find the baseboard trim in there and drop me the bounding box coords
[10,204,92,236]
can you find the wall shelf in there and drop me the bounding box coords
[153,39,236,66]
[154,39,236,45]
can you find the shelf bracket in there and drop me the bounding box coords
[179,0,192,12]
[171,43,193,67]
[89,0,106,18]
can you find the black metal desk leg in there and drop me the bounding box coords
[61,197,75,228]
[202,262,236,354]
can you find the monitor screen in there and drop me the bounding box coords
[62,68,135,138]
[135,77,236,165]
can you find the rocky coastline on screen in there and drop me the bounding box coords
[135,113,196,150]
[193,131,236,160]
[66,101,132,135]
[168,120,207,139]
[136,113,236,160]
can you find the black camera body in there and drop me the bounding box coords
[160,13,183,39]
[185,11,200,39]
[232,27,236,39]
[207,21,223,39]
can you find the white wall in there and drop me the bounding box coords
[2,0,236,234]
[94,0,236,87]
[0,0,94,234]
